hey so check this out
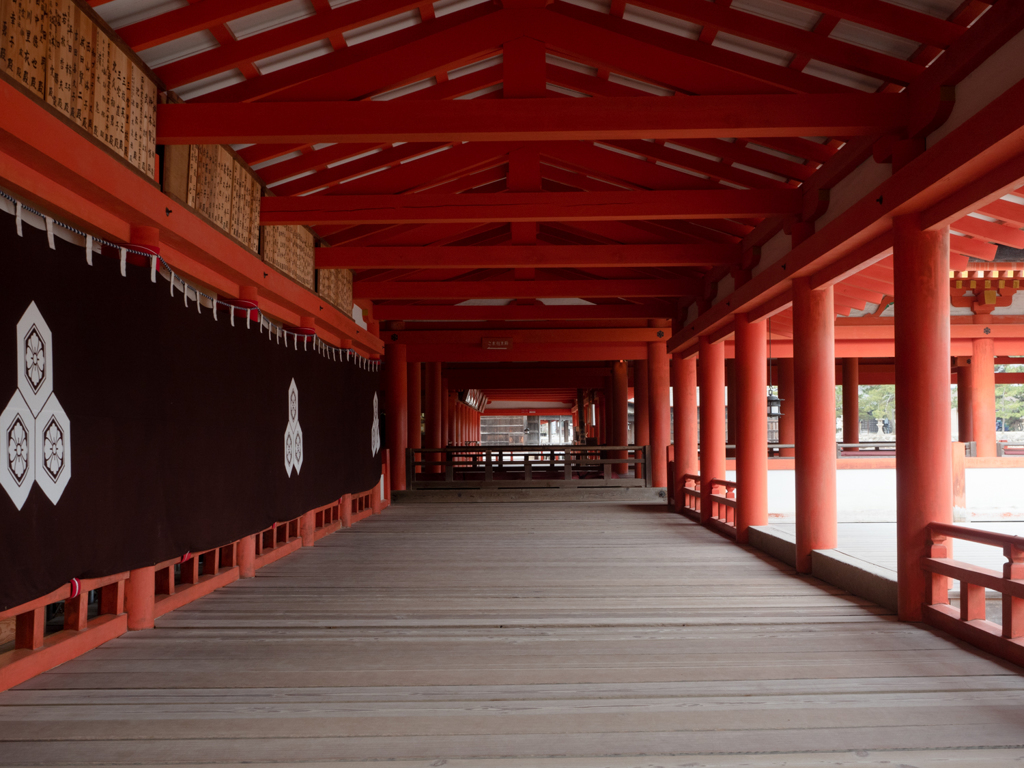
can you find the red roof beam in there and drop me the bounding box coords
[951,234,999,260]
[979,199,1024,228]
[326,142,518,196]
[118,0,295,52]
[783,0,965,50]
[354,278,701,300]
[261,189,801,225]
[629,0,925,85]
[258,142,386,186]
[954,215,1024,248]
[156,93,910,144]
[371,303,674,320]
[272,142,450,196]
[191,5,505,103]
[606,139,796,190]
[544,1,847,96]
[317,243,740,270]
[156,0,444,90]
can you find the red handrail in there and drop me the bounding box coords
[0,452,392,694]
[921,521,1024,668]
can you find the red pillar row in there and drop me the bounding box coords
[612,360,629,475]
[972,336,996,457]
[648,334,671,489]
[842,358,860,446]
[957,359,973,444]
[734,315,767,543]
[634,359,650,479]
[384,343,407,492]
[442,382,451,448]
[425,362,442,474]
[671,354,697,512]
[778,358,795,457]
[698,336,725,524]
[408,362,422,451]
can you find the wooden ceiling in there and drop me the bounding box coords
[91,0,1021,328]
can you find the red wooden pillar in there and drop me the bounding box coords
[725,359,737,457]
[16,609,45,650]
[971,336,997,457]
[611,360,629,475]
[793,277,837,573]
[648,334,671,489]
[957,359,973,444]
[408,362,422,451]
[237,535,256,579]
[340,493,352,528]
[778,358,795,457]
[300,511,316,546]
[425,362,442,473]
[698,337,725,523]
[894,214,953,621]
[735,315,768,542]
[633,359,649,479]
[672,354,698,512]
[442,381,451,447]
[602,375,614,446]
[125,566,155,631]
[384,343,408,491]
[842,358,860,447]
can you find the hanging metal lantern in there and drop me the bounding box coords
[767,392,784,419]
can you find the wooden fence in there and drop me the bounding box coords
[0,451,390,693]
[407,445,652,490]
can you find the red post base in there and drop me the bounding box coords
[125,566,155,631]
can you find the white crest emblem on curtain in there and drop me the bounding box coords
[2,302,71,510]
[284,379,303,476]
[371,393,380,456]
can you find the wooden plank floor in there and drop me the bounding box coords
[3,502,1024,767]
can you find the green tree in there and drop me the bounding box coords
[860,385,896,433]
[996,364,1024,429]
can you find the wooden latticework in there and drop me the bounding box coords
[317,268,353,317]
[262,224,315,291]
[0,0,156,178]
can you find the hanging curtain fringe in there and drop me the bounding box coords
[0,187,379,370]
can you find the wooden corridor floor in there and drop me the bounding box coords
[3,504,1024,767]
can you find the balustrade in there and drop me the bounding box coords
[922,522,1024,667]
[0,453,391,693]
[406,445,652,489]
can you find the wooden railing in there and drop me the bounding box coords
[407,445,652,489]
[0,571,129,693]
[707,478,737,538]
[922,522,1024,667]
[680,474,701,519]
[0,452,391,693]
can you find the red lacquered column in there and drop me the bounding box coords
[384,343,407,491]
[735,314,768,543]
[698,336,725,525]
[672,354,698,512]
[894,214,952,621]
[792,277,837,573]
